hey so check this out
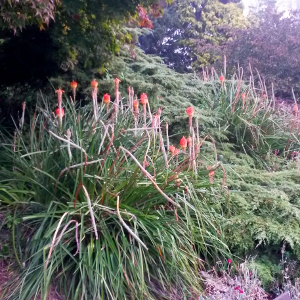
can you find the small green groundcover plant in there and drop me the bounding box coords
[0,79,230,299]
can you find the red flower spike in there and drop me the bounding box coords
[186,106,194,117]
[228,258,232,264]
[70,81,77,89]
[220,75,225,84]
[133,100,139,114]
[55,107,65,118]
[234,286,240,291]
[186,106,194,127]
[180,136,187,151]
[133,100,139,109]
[239,289,244,294]
[91,80,98,89]
[140,93,148,105]
[169,145,176,154]
[103,94,111,104]
[187,136,192,146]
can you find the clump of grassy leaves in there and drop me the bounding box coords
[0,83,229,300]
[196,69,300,292]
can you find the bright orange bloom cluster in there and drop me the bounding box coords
[70,81,78,89]
[103,94,110,104]
[180,136,187,151]
[186,106,194,117]
[133,100,139,109]
[140,93,148,105]
[55,107,65,118]
[91,80,98,89]
[169,145,176,154]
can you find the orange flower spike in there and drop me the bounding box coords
[140,93,148,120]
[187,136,192,147]
[55,107,65,118]
[220,75,225,84]
[133,100,139,114]
[174,148,180,156]
[70,81,77,102]
[180,136,187,152]
[103,93,111,112]
[169,145,176,155]
[70,81,77,89]
[91,79,98,89]
[140,93,148,105]
[103,93,110,104]
[186,106,194,127]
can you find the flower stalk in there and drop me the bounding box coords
[70,81,77,102]
[91,80,99,122]
[56,88,64,130]
[20,101,26,131]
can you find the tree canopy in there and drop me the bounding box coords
[219,1,300,97]
[139,0,248,72]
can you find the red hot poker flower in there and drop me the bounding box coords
[55,107,65,118]
[220,75,225,84]
[228,258,232,264]
[186,106,194,127]
[186,106,194,116]
[91,80,98,89]
[70,81,77,89]
[140,93,148,105]
[133,100,139,109]
[180,136,187,151]
[133,100,139,114]
[169,145,176,154]
[103,94,110,104]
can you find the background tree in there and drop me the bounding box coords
[220,0,300,97]
[139,0,248,72]
[0,0,59,31]
[0,0,167,123]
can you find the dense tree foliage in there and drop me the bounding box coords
[0,0,169,122]
[0,0,58,31]
[139,0,248,72]
[219,2,300,97]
